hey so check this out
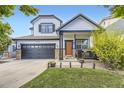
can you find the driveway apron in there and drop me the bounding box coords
[0,59,49,88]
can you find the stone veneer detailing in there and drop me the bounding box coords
[63,49,65,57]
[16,49,21,60]
[55,49,59,59]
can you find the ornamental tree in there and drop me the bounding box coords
[105,5,124,18]
[0,5,38,54]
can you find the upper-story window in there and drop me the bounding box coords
[39,23,55,33]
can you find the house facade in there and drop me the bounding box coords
[13,14,101,60]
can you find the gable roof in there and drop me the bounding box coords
[57,14,102,31]
[99,16,122,29]
[99,16,112,25]
[105,19,124,31]
[31,15,63,24]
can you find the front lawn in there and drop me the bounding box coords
[21,68,124,88]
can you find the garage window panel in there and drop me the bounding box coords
[31,46,34,48]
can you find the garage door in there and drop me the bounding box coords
[21,44,55,59]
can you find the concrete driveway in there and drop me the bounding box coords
[0,59,50,88]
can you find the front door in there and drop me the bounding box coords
[65,40,73,56]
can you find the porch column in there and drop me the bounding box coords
[74,34,76,57]
[59,32,63,60]
[16,49,21,60]
[15,41,21,60]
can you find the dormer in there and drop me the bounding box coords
[30,15,62,36]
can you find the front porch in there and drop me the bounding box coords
[57,14,101,60]
[59,32,95,60]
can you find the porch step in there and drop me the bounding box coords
[63,56,78,61]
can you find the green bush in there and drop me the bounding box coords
[48,61,56,64]
[92,30,124,69]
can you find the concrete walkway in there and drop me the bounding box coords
[0,59,49,88]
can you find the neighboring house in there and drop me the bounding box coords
[13,14,101,60]
[100,16,124,32]
[2,42,16,59]
[7,43,16,58]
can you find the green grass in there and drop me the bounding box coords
[21,68,124,88]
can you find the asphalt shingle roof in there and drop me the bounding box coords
[13,35,59,40]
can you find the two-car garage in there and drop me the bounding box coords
[13,35,59,59]
[21,44,55,59]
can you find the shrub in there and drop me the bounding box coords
[48,61,56,64]
[92,30,124,69]
[48,61,56,67]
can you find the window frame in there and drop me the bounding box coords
[39,23,55,33]
[75,39,89,50]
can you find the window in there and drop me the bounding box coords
[39,23,54,33]
[76,39,89,50]
[12,45,16,52]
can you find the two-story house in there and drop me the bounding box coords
[100,16,124,32]
[13,14,101,60]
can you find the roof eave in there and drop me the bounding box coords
[31,15,63,24]
[12,38,59,41]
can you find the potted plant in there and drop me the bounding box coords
[48,61,56,67]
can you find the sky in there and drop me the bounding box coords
[4,5,110,38]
